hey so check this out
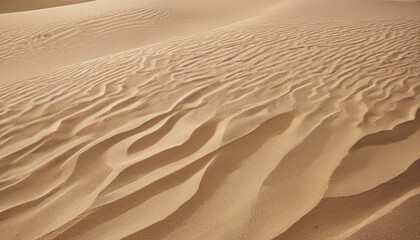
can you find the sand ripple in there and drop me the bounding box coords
[1,0,420,239]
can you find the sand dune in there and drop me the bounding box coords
[0,0,94,13]
[0,0,419,239]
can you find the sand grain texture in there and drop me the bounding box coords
[0,0,420,239]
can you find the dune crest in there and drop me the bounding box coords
[0,0,94,13]
[1,0,419,239]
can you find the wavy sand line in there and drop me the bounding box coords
[1,0,420,239]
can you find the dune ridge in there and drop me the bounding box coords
[0,0,94,13]
[1,0,420,239]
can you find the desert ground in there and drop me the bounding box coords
[0,0,420,239]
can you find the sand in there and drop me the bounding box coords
[0,0,419,239]
[0,0,94,13]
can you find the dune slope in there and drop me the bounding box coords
[0,0,94,13]
[0,0,419,239]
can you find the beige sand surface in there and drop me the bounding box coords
[0,0,94,13]
[0,0,419,239]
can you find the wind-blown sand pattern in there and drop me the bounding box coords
[0,0,420,239]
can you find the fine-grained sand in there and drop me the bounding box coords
[0,0,419,239]
[0,0,94,13]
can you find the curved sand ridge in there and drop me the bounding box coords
[0,0,420,239]
[0,0,94,13]
[0,0,280,82]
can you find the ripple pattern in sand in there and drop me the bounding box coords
[0,7,420,240]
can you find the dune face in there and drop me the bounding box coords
[0,0,94,13]
[0,0,420,239]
